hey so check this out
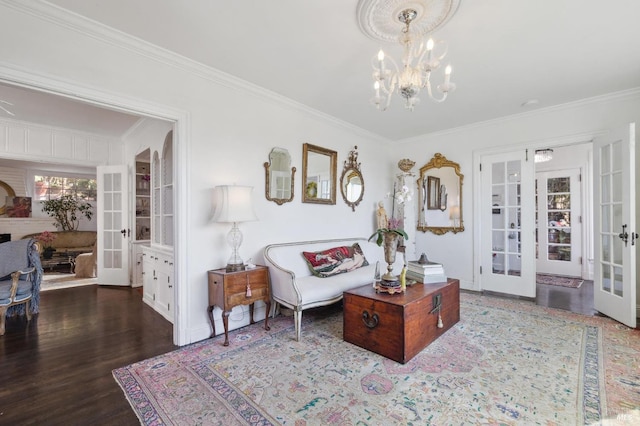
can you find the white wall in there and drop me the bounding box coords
[0,3,397,345]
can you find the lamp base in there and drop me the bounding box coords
[226,262,246,273]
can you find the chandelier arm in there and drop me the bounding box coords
[425,83,449,103]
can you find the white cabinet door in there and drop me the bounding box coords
[142,249,156,308]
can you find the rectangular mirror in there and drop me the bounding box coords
[426,176,440,210]
[302,143,337,205]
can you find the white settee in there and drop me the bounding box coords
[263,237,404,341]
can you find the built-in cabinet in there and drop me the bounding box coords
[139,130,174,321]
[142,246,174,322]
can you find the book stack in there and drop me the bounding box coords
[406,260,447,284]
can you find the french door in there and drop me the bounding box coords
[536,169,583,277]
[97,165,130,286]
[593,123,636,328]
[480,150,536,297]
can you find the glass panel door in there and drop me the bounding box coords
[481,150,535,298]
[535,169,582,276]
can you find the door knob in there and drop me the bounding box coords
[618,224,629,246]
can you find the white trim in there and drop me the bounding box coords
[0,63,191,346]
[397,88,640,145]
[1,0,390,144]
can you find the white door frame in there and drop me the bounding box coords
[473,133,602,294]
[0,65,190,346]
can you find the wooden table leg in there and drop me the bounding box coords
[264,300,271,331]
[207,305,215,338]
[249,303,255,324]
[222,311,230,346]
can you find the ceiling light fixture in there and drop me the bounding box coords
[370,8,455,111]
[534,149,553,163]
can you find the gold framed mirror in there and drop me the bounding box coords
[417,153,464,234]
[340,146,364,211]
[264,147,296,205]
[0,180,16,216]
[302,143,337,204]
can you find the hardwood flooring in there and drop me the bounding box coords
[0,277,598,425]
[0,285,175,425]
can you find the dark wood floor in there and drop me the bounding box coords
[0,285,175,425]
[536,279,596,316]
[0,279,597,425]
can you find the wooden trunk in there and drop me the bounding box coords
[343,278,460,364]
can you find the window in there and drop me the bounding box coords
[34,175,97,201]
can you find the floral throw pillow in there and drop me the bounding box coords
[302,243,369,278]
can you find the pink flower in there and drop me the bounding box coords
[36,231,56,245]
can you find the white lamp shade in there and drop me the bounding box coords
[212,185,258,223]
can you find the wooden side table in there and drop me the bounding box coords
[207,265,271,346]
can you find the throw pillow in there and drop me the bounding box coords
[302,243,369,277]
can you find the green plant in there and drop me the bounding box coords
[41,194,93,231]
[368,227,408,246]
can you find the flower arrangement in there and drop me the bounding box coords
[36,231,57,259]
[36,230,57,250]
[141,174,151,182]
[369,182,411,246]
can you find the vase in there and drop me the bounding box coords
[43,247,55,260]
[382,232,399,281]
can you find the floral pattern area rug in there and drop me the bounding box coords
[113,293,640,425]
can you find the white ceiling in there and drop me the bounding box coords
[2,0,640,141]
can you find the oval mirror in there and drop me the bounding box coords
[417,153,464,235]
[302,143,337,205]
[340,146,364,211]
[264,147,296,205]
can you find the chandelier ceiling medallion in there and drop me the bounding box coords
[357,0,461,111]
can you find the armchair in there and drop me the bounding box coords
[0,239,43,335]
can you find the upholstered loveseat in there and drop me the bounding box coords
[22,231,96,256]
[263,237,404,341]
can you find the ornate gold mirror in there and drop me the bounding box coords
[417,153,464,234]
[264,147,296,205]
[302,143,337,205]
[0,180,16,216]
[339,146,364,211]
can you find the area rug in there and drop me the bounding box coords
[537,273,584,288]
[41,273,97,291]
[113,293,640,425]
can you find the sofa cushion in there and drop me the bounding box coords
[302,243,369,277]
[295,265,376,305]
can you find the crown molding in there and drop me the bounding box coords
[0,1,388,144]
[396,87,640,144]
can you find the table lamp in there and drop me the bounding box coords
[212,185,258,272]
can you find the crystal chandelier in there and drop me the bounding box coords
[371,8,455,111]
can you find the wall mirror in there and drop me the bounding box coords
[340,146,364,211]
[417,153,464,234]
[0,180,16,216]
[302,143,337,204]
[264,147,296,205]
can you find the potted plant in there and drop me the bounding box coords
[369,218,408,281]
[41,194,93,231]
